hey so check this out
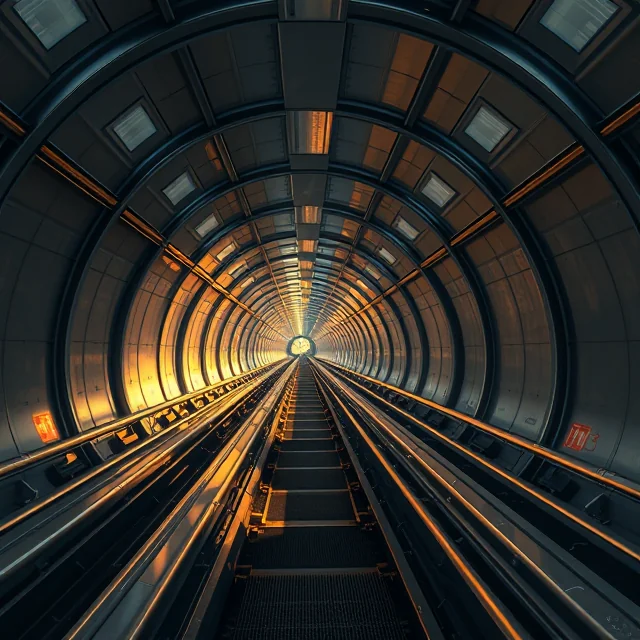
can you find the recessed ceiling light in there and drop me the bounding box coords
[296,206,322,224]
[216,242,236,262]
[464,105,512,153]
[421,174,456,208]
[393,216,419,241]
[288,111,333,154]
[228,260,247,277]
[298,239,318,253]
[112,105,157,152]
[378,246,396,265]
[194,213,220,238]
[540,0,617,53]
[15,0,87,50]
[239,276,255,289]
[163,172,196,206]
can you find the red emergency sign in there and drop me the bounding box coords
[563,423,591,451]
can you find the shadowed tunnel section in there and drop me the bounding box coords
[0,0,639,516]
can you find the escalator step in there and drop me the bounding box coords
[285,420,328,430]
[283,429,330,440]
[280,439,335,452]
[272,468,346,490]
[224,573,407,639]
[277,451,340,468]
[267,491,354,522]
[238,527,383,569]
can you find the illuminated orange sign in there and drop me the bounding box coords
[563,423,591,451]
[33,412,60,443]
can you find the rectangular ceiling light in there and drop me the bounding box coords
[112,105,157,152]
[228,260,247,277]
[295,206,322,224]
[464,106,512,153]
[194,213,220,238]
[378,246,397,265]
[15,0,87,50]
[240,276,255,289]
[288,111,333,154]
[216,241,236,262]
[365,265,381,279]
[393,216,420,241]
[540,0,617,52]
[163,172,196,206]
[298,239,318,253]
[421,173,456,208]
[299,260,314,270]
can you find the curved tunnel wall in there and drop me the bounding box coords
[0,0,637,490]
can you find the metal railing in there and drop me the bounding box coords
[0,360,286,481]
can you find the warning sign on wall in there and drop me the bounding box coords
[32,412,60,444]
[563,423,594,451]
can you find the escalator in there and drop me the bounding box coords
[214,358,423,639]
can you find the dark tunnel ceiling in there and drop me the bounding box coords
[0,0,640,480]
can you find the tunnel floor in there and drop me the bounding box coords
[216,360,414,639]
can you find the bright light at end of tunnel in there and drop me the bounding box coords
[291,337,312,355]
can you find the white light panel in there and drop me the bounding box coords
[194,213,220,238]
[421,174,456,208]
[216,242,236,262]
[113,105,157,152]
[163,172,196,206]
[378,246,396,265]
[540,0,617,52]
[393,216,419,241]
[464,106,512,153]
[15,0,87,50]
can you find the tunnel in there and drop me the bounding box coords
[0,0,639,637]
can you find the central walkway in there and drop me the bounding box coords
[218,358,408,639]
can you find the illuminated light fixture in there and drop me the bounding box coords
[163,172,197,206]
[295,205,322,224]
[288,111,333,154]
[378,246,396,265]
[540,0,617,52]
[464,106,513,153]
[299,260,314,271]
[240,276,255,289]
[393,216,420,241]
[194,213,220,238]
[298,239,318,253]
[421,173,456,208]
[228,260,247,277]
[215,241,236,262]
[112,105,157,152]
[364,264,382,280]
[15,0,87,50]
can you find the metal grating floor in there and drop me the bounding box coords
[224,573,407,639]
[218,361,411,639]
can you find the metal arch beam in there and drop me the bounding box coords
[222,241,425,388]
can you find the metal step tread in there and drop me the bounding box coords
[267,491,355,522]
[277,451,341,468]
[272,468,346,490]
[237,526,384,570]
[280,439,336,452]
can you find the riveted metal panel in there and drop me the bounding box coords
[560,343,628,469]
[487,344,525,431]
[279,22,345,109]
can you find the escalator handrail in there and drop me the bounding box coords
[0,359,288,480]
[317,358,640,502]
